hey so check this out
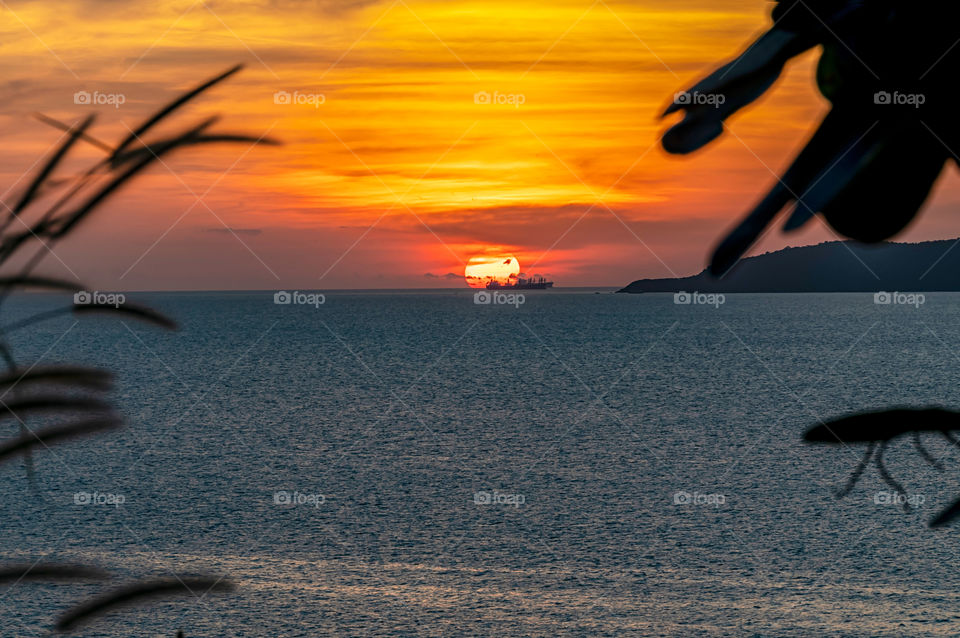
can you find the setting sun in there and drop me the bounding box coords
[464,254,521,288]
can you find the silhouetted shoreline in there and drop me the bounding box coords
[618,238,960,293]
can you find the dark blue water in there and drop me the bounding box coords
[2,291,960,636]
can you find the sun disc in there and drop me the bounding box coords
[464,254,520,288]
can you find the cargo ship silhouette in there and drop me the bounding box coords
[486,275,554,290]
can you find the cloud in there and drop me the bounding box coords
[263,0,386,14]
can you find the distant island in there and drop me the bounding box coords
[618,238,960,293]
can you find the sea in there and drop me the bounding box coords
[1,290,960,637]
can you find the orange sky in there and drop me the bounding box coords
[2,0,958,290]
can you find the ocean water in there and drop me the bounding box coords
[2,290,960,636]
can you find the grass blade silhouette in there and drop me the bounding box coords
[3,301,176,334]
[32,113,113,154]
[111,132,280,167]
[0,396,113,422]
[930,498,960,528]
[9,115,95,217]
[73,302,177,330]
[0,366,112,393]
[47,118,219,241]
[0,418,122,466]
[111,65,242,164]
[0,276,83,293]
[0,66,264,633]
[55,577,234,632]
[0,564,109,583]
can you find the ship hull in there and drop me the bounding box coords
[486,282,554,290]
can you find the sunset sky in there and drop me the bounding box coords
[2,0,959,290]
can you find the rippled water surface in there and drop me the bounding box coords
[2,290,960,636]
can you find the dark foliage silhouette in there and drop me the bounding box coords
[804,407,960,444]
[0,65,273,633]
[805,408,960,526]
[663,0,960,275]
[667,0,960,533]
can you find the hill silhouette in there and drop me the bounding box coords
[618,239,960,293]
